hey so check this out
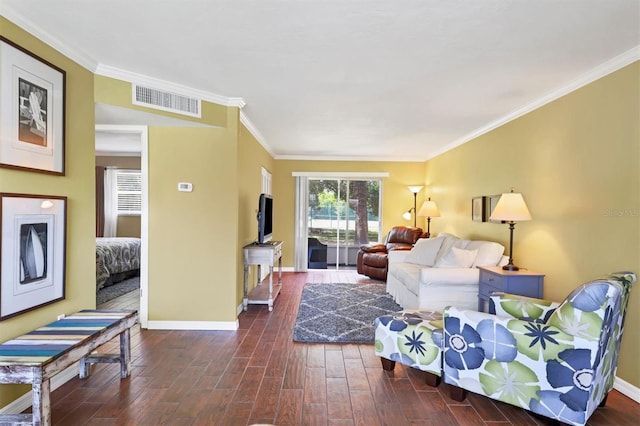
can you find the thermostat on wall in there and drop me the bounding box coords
[178,182,193,192]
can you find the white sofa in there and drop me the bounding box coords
[386,233,506,312]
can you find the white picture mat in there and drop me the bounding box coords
[1,195,66,319]
[0,39,64,173]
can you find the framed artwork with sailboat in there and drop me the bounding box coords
[1,193,67,320]
[0,36,66,175]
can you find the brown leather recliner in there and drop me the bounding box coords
[356,226,425,281]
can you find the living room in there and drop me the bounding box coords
[0,3,638,423]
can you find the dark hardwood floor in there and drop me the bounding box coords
[45,270,639,425]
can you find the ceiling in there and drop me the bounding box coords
[2,1,639,161]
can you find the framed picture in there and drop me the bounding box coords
[472,196,486,222]
[487,194,506,223]
[1,193,67,320]
[0,37,66,175]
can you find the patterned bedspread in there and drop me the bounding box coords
[96,237,141,291]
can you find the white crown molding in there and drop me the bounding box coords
[95,64,245,108]
[292,171,390,178]
[240,110,274,155]
[0,3,98,71]
[426,46,640,161]
[276,154,424,162]
[2,4,247,111]
[4,2,637,164]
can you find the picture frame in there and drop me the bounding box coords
[487,194,506,223]
[1,193,67,320]
[472,196,487,222]
[0,36,66,175]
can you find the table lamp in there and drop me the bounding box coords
[417,198,440,237]
[490,189,532,271]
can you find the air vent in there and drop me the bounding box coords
[132,84,201,118]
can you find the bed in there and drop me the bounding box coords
[96,237,141,291]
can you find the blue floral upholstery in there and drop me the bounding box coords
[374,310,443,379]
[442,271,636,426]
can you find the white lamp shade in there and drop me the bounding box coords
[490,192,532,221]
[417,200,440,217]
[402,211,412,221]
[408,185,424,194]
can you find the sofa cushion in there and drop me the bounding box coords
[389,262,422,296]
[435,246,478,268]
[403,237,444,267]
[434,233,470,264]
[465,240,505,267]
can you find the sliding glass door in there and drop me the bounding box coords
[307,178,381,268]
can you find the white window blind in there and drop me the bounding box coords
[116,170,142,215]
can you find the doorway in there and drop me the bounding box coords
[95,124,148,327]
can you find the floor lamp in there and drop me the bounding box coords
[402,185,423,227]
[489,189,532,271]
[417,198,440,238]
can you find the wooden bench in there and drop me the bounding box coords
[0,309,138,426]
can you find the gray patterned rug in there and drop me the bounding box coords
[293,283,402,344]
[96,276,140,305]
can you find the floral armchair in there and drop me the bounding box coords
[441,271,636,426]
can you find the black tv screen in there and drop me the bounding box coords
[258,193,273,244]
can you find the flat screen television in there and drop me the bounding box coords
[257,193,273,244]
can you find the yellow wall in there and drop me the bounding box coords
[237,124,275,303]
[0,18,96,406]
[94,77,242,323]
[1,14,638,408]
[424,62,639,387]
[147,124,239,321]
[272,160,427,267]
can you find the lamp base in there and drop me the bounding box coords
[502,264,520,271]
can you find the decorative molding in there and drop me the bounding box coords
[614,376,640,403]
[426,46,640,161]
[2,5,247,111]
[277,154,425,162]
[0,4,97,71]
[1,359,636,419]
[145,320,239,331]
[291,171,390,178]
[240,111,273,155]
[95,64,245,108]
[5,2,637,163]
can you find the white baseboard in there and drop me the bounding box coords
[145,320,238,330]
[614,376,640,403]
[0,362,78,416]
[2,363,637,417]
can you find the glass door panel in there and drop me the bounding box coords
[307,178,380,269]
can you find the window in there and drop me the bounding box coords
[115,170,141,215]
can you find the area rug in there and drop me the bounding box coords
[293,283,402,344]
[96,276,140,305]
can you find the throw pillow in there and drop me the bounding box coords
[404,237,445,266]
[435,246,478,268]
[434,233,459,263]
[466,241,505,267]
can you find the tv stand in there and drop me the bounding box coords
[242,241,283,312]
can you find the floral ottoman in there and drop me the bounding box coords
[374,309,444,386]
